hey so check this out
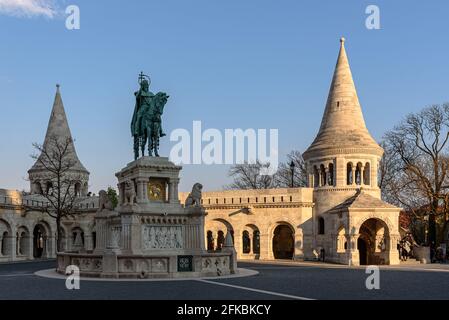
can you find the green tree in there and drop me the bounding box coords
[107,187,118,209]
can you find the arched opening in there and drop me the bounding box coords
[313,166,319,187]
[33,225,47,258]
[318,217,325,235]
[242,231,251,254]
[71,227,85,251]
[0,220,12,258]
[34,182,43,195]
[74,182,81,197]
[320,164,326,186]
[355,162,363,185]
[46,181,53,195]
[272,224,294,259]
[210,219,234,250]
[206,231,214,251]
[363,162,371,185]
[328,163,334,186]
[347,163,353,185]
[1,231,9,256]
[216,230,225,251]
[17,227,30,256]
[358,218,390,265]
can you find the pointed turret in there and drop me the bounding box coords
[28,85,89,195]
[303,38,383,159]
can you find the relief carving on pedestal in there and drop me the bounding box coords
[142,225,183,250]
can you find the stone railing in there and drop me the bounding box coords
[0,196,98,212]
[0,196,49,208]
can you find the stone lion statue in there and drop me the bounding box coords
[98,190,114,211]
[185,183,203,207]
[124,180,136,205]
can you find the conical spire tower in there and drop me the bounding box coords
[28,85,89,195]
[303,38,383,159]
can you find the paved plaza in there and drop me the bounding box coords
[1,260,449,300]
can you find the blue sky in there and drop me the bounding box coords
[1,0,449,192]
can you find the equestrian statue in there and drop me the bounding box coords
[131,72,169,159]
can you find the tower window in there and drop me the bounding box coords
[318,217,325,235]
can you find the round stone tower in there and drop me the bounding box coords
[303,38,384,216]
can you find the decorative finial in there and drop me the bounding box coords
[56,84,60,91]
[340,37,346,44]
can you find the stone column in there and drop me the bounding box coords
[48,236,56,258]
[360,165,365,185]
[168,181,174,202]
[120,214,142,255]
[233,229,242,259]
[389,234,401,265]
[351,166,356,186]
[84,234,93,251]
[318,171,322,187]
[172,179,180,203]
[347,234,360,266]
[294,230,304,260]
[16,233,20,256]
[10,233,16,261]
[249,231,254,255]
[258,232,271,260]
[324,167,329,186]
[28,235,34,260]
[135,179,148,204]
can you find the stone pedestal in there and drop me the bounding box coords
[57,156,237,279]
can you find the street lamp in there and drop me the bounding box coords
[289,161,295,188]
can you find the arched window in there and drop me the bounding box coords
[74,183,81,197]
[328,163,334,186]
[206,231,214,251]
[355,163,363,185]
[313,166,319,187]
[34,182,43,195]
[242,231,251,254]
[1,232,8,256]
[46,181,53,195]
[347,163,353,185]
[20,231,28,256]
[320,164,326,186]
[318,217,325,235]
[363,162,370,185]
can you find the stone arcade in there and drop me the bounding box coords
[0,38,401,267]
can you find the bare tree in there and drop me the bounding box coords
[28,135,83,251]
[382,104,449,249]
[226,160,279,190]
[275,150,308,188]
[225,151,308,190]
